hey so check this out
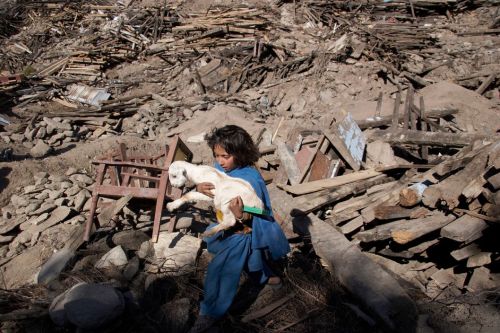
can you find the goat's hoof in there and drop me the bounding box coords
[166,202,176,212]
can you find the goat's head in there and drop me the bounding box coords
[168,161,188,188]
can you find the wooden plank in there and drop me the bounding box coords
[355,212,455,244]
[475,74,496,95]
[451,243,481,261]
[297,135,326,183]
[357,107,458,130]
[290,175,392,215]
[279,169,382,195]
[374,205,429,220]
[403,86,412,129]
[339,215,364,234]
[306,213,417,332]
[419,96,429,160]
[422,150,489,209]
[324,112,365,171]
[391,90,401,130]
[440,215,488,243]
[325,211,360,226]
[368,129,495,147]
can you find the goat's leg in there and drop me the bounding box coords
[202,206,236,237]
[166,191,212,212]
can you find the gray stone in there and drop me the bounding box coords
[74,189,89,211]
[24,202,42,214]
[112,230,150,251]
[48,190,64,200]
[11,133,25,142]
[27,213,49,226]
[43,117,72,131]
[22,141,34,149]
[49,282,125,329]
[35,126,46,139]
[53,197,67,206]
[182,108,193,118]
[60,181,72,190]
[138,241,153,259]
[35,191,50,200]
[70,174,94,185]
[95,246,128,269]
[11,194,29,208]
[123,256,140,281]
[25,127,38,141]
[153,232,202,275]
[138,214,152,222]
[65,167,78,176]
[0,217,24,234]
[36,248,75,285]
[29,203,57,216]
[62,130,74,137]
[17,230,32,244]
[30,140,53,158]
[65,185,81,197]
[24,185,43,194]
[49,175,67,183]
[30,206,72,234]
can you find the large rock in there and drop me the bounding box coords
[49,282,125,329]
[152,232,202,275]
[95,245,128,269]
[30,140,53,158]
[36,248,75,284]
[112,230,150,251]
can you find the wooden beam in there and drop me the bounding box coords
[357,107,458,130]
[440,215,488,243]
[368,129,495,147]
[306,213,417,332]
[279,169,382,195]
[355,212,455,244]
[290,175,392,215]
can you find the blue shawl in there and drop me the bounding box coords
[199,164,290,318]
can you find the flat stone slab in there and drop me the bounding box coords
[153,232,202,275]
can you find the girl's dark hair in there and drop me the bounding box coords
[205,125,260,167]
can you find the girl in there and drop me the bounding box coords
[189,125,290,333]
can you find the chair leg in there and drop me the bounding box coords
[152,171,168,243]
[84,164,106,242]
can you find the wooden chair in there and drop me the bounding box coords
[83,135,193,242]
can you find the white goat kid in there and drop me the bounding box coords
[166,161,264,236]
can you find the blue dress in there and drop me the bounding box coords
[199,164,290,319]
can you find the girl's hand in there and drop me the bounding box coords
[229,196,244,220]
[196,182,215,198]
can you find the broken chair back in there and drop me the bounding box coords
[83,135,193,242]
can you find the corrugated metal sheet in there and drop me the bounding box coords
[66,84,110,107]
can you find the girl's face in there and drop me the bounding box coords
[214,145,236,172]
